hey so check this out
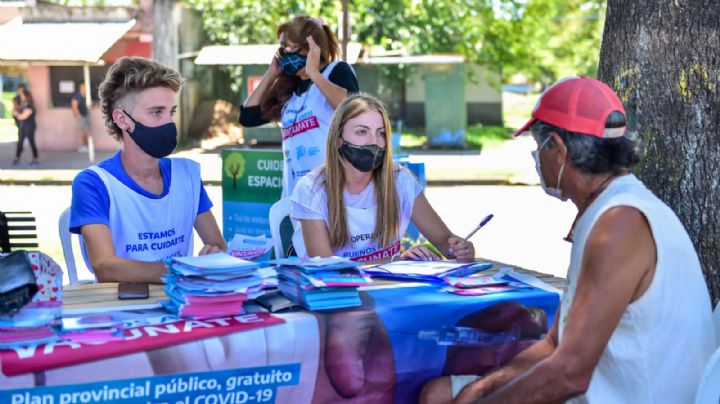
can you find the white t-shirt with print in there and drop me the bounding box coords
[281,61,355,197]
[289,165,423,261]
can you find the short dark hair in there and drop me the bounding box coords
[531,111,641,174]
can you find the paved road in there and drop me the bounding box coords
[0,137,542,185]
[1,185,575,284]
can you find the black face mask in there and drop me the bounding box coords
[277,49,307,76]
[339,138,386,172]
[123,110,177,159]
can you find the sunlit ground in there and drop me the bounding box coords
[0,118,17,143]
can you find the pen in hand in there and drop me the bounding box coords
[463,214,494,242]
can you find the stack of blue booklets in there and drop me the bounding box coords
[162,253,274,319]
[273,256,371,311]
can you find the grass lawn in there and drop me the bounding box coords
[400,91,540,150]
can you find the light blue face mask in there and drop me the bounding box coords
[531,136,567,201]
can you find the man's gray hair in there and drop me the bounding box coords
[530,119,641,174]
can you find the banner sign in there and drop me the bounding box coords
[1,313,284,376]
[0,283,560,403]
[1,363,300,404]
[222,149,283,239]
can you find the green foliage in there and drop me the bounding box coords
[184,0,605,86]
[185,0,338,45]
[2,92,14,119]
[400,125,510,151]
[399,132,426,149]
[466,125,512,149]
[510,0,606,83]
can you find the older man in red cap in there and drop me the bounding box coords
[421,76,716,404]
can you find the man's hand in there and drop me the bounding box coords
[453,378,492,404]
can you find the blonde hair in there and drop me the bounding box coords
[322,93,398,250]
[99,57,183,141]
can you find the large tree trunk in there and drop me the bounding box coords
[598,1,720,305]
[152,0,178,71]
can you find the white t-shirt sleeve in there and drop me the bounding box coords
[290,171,327,221]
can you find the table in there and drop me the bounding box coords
[1,265,562,404]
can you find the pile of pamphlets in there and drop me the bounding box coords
[226,234,274,261]
[274,256,371,310]
[365,261,494,282]
[60,314,125,343]
[0,301,62,348]
[162,253,272,319]
[441,269,532,296]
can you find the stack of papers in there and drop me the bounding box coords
[0,326,58,347]
[60,314,125,343]
[273,257,371,311]
[0,302,62,348]
[441,268,532,296]
[365,261,494,282]
[162,253,271,319]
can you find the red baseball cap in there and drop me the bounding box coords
[514,76,627,139]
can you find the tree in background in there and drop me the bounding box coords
[598,0,720,304]
[185,0,605,87]
[513,0,605,84]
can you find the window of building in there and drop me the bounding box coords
[49,66,109,108]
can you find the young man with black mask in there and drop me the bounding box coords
[69,57,226,283]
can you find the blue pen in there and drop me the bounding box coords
[463,214,494,242]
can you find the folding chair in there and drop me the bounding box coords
[58,207,89,285]
[268,198,295,259]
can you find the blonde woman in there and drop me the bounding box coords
[290,93,475,263]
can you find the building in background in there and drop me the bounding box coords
[0,0,153,151]
[193,44,502,147]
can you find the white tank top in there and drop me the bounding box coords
[84,158,201,264]
[560,174,715,404]
[280,61,353,197]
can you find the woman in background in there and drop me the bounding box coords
[12,86,39,166]
[238,15,358,196]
